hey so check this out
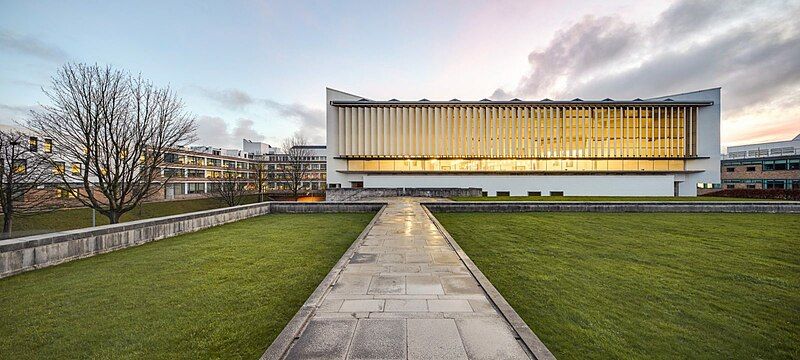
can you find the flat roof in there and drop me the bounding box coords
[331,99,714,107]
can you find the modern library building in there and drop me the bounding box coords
[325,88,720,196]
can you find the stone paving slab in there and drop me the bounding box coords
[279,198,532,360]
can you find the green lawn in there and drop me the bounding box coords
[435,212,800,359]
[0,212,374,359]
[451,195,775,202]
[2,195,261,239]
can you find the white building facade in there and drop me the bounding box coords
[326,88,721,196]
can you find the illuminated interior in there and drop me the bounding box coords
[337,105,699,159]
[346,159,686,172]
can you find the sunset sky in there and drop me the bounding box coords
[1,0,798,151]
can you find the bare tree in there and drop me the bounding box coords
[254,162,268,202]
[206,171,250,207]
[280,133,312,198]
[0,129,57,236]
[28,63,196,224]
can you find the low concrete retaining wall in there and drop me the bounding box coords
[270,202,384,213]
[423,201,800,213]
[0,202,383,279]
[326,187,482,201]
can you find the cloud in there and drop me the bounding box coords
[194,116,267,149]
[194,87,255,110]
[195,86,326,144]
[495,0,800,145]
[0,29,67,62]
[0,103,42,126]
[261,99,325,143]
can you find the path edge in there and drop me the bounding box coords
[260,204,388,360]
[422,204,557,360]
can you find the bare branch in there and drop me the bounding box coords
[280,133,313,198]
[27,63,196,224]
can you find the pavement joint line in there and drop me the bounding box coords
[421,203,558,360]
[268,198,538,359]
[260,204,388,360]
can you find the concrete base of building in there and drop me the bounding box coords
[358,174,695,196]
[326,187,483,201]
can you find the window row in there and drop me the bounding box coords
[346,159,686,172]
[723,179,800,189]
[723,158,800,171]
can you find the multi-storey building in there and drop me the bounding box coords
[161,141,327,199]
[161,146,260,199]
[261,145,327,191]
[325,88,721,196]
[3,124,324,202]
[721,134,800,190]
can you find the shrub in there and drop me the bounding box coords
[701,189,800,201]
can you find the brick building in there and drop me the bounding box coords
[721,134,800,190]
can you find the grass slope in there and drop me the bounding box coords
[0,213,374,359]
[451,196,773,202]
[2,196,261,238]
[435,212,800,359]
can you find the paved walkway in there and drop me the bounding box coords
[281,198,531,359]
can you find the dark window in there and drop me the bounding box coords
[763,161,775,171]
[351,181,363,189]
[528,191,541,196]
[746,184,756,189]
[496,191,510,196]
[774,161,787,171]
[726,184,735,189]
[187,183,205,194]
[164,168,183,177]
[187,169,205,178]
[765,180,785,189]
[164,153,180,163]
[746,166,756,172]
[792,180,800,190]
[481,191,488,197]
[789,160,800,170]
[550,191,564,196]
[726,167,735,172]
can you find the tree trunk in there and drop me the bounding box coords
[2,213,12,236]
[107,210,121,224]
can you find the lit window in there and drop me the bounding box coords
[44,139,53,153]
[29,137,38,152]
[54,162,66,174]
[13,160,27,174]
[71,163,81,175]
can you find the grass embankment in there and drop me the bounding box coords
[0,212,374,359]
[1,195,261,238]
[451,195,774,202]
[435,212,800,359]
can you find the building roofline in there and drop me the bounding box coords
[326,87,367,100]
[645,87,721,100]
[727,138,800,149]
[330,99,713,106]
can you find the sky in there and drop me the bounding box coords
[1,0,798,151]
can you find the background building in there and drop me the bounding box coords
[262,145,327,191]
[326,88,721,196]
[721,134,800,190]
[162,143,327,199]
[161,146,259,199]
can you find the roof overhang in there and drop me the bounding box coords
[331,100,714,107]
